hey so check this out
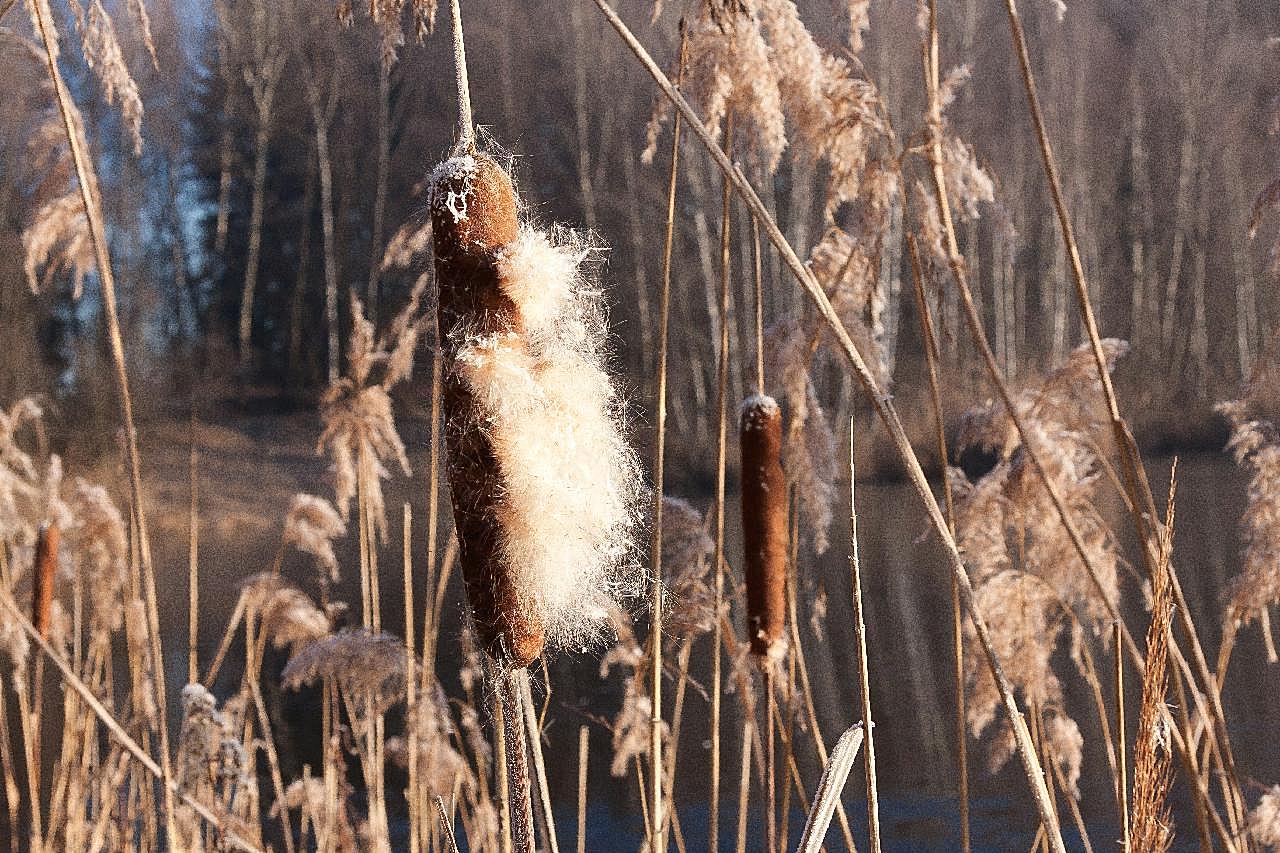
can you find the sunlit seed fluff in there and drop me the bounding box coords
[433,152,642,666]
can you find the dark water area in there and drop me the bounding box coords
[133,405,1274,851]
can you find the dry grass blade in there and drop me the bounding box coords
[796,722,865,853]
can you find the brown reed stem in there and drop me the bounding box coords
[646,26,688,853]
[503,672,535,853]
[492,674,514,853]
[517,669,559,853]
[0,590,263,852]
[589,3,1065,846]
[1116,620,1131,852]
[1000,0,1249,836]
[735,716,752,853]
[27,0,175,835]
[764,667,777,852]
[404,504,420,853]
[577,725,589,853]
[848,428,881,853]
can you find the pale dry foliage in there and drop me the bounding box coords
[659,495,717,637]
[174,683,251,847]
[1250,785,1280,851]
[952,341,1127,790]
[283,493,348,583]
[1216,396,1280,649]
[318,285,422,541]
[336,0,439,69]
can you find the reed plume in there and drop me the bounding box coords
[1130,473,1177,853]
[1216,397,1280,655]
[1250,785,1280,850]
[740,394,787,659]
[430,148,641,668]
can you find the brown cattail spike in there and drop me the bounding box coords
[740,394,787,658]
[431,153,545,668]
[32,522,59,640]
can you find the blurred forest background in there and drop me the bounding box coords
[3,0,1280,462]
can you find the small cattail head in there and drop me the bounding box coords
[32,521,59,640]
[740,394,788,658]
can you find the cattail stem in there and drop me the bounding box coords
[516,670,559,853]
[735,716,752,853]
[764,667,777,852]
[449,0,473,148]
[188,417,200,685]
[502,672,535,853]
[647,25,688,853]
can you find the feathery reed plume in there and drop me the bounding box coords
[740,395,787,659]
[283,493,347,584]
[318,291,419,541]
[335,0,439,67]
[284,628,408,716]
[31,522,58,639]
[64,0,144,155]
[1131,471,1177,853]
[430,148,641,667]
[659,496,717,638]
[1215,398,1280,659]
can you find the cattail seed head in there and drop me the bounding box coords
[740,394,787,658]
[431,150,642,668]
[32,521,59,640]
[432,153,544,668]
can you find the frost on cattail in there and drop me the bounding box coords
[318,285,422,541]
[1250,785,1280,850]
[740,395,788,659]
[430,150,641,668]
[283,493,347,583]
[1216,398,1280,652]
[660,496,717,638]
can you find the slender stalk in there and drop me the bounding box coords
[797,725,865,853]
[1115,620,1131,852]
[577,725,589,853]
[764,668,777,852]
[492,674,513,853]
[646,25,688,853]
[26,1,176,836]
[591,5,1064,846]
[848,428,881,852]
[449,0,473,147]
[188,416,200,685]
[517,670,559,853]
[735,717,752,853]
[404,504,420,853]
[503,672,535,853]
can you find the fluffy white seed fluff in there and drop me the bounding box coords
[454,224,642,652]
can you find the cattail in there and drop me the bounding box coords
[431,152,540,667]
[740,394,787,658]
[31,521,59,639]
[430,150,641,668]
